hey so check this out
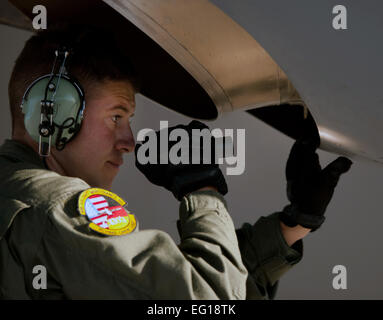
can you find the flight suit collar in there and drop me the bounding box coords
[0,139,45,168]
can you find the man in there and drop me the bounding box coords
[0,24,352,299]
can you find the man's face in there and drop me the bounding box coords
[52,80,136,189]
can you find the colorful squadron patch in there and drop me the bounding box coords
[78,188,136,236]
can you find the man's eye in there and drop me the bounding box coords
[112,115,121,123]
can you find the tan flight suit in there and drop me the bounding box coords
[0,139,302,299]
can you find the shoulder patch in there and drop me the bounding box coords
[78,188,136,236]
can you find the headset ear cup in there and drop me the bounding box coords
[56,137,68,151]
[39,121,55,137]
[22,75,52,143]
[52,75,85,147]
[21,75,85,148]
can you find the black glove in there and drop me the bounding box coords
[279,138,352,231]
[135,120,228,200]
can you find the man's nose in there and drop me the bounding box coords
[116,125,135,153]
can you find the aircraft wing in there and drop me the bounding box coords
[2,0,381,163]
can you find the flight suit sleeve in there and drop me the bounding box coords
[236,212,303,299]
[30,189,247,299]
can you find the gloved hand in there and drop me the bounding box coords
[279,138,352,231]
[135,120,228,200]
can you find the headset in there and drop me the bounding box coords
[20,46,85,157]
